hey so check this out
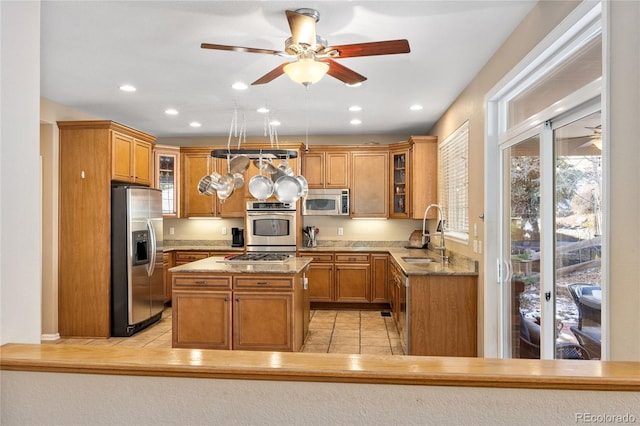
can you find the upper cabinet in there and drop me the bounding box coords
[389,144,410,218]
[351,150,389,218]
[302,150,349,188]
[407,136,438,219]
[154,145,180,217]
[180,148,244,218]
[111,130,154,186]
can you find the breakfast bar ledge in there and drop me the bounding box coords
[1,343,638,391]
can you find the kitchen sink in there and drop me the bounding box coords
[401,257,435,264]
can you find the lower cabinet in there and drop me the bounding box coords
[301,251,390,305]
[234,292,293,351]
[173,290,232,349]
[171,272,307,351]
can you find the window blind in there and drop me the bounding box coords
[438,121,469,240]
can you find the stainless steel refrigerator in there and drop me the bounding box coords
[111,186,164,337]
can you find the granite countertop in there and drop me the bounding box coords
[299,245,478,276]
[169,256,313,275]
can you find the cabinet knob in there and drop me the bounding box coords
[195,280,206,285]
[235,298,240,302]
[257,281,268,285]
[224,297,229,302]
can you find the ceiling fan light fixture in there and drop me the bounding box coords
[283,58,329,86]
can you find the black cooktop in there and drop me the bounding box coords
[224,253,292,263]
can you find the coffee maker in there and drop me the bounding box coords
[231,227,244,247]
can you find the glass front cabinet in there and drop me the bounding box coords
[390,147,410,218]
[154,145,180,217]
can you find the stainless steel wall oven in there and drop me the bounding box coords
[245,201,297,252]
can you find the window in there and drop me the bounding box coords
[438,121,469,242]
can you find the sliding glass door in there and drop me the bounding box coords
[501,108,603,360]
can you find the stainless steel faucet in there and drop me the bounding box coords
[422,203,447,263]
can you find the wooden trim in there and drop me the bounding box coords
[2,344,638,391]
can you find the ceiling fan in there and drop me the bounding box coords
[577,125,602,150]
[201,8,410,86]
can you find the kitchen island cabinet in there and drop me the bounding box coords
[170,257,312,351]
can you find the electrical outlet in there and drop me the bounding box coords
[169,227,175,235]
[337,227,344,236]
[221,227,227,235]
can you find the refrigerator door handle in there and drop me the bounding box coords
[146,219,157,277]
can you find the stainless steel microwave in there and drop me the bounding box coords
[302,189,349,216]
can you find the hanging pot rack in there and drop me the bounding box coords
[210,148,298,160]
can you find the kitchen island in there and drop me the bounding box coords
[169,256,312,351]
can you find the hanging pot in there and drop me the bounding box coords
[229,154,250,173]
[274,175,302,204]
[248,174,274,200]
[232,172,245,189]
[296,175,309,198]
[197,175,215,195]
[253,157,278,175]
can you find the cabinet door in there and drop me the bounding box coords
[155,147,180,217]
[215,159,246,217]
[351,152,389,217]
[182,152,215,217]
[335,264,370,302]
[325,152,349,188]
[307,263,334,302]
[133,139,152,186]
[390,149,410,218]
[112,132,134,182]
[371,254,389,303]
[302,152,324,188]
[233,292,293,351]
[172,291,232,349]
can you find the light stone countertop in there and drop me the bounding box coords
[169,256,313,275]
[299,246,478,276]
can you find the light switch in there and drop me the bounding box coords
[221,227,227,235]
[169,227,175,235]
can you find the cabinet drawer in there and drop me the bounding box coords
[175,251,210,264]
[335,253,370,263]
[299,252,334,263]
[173,274,231,289]
[234,276,293,289]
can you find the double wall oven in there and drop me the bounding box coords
[245,201,297,252]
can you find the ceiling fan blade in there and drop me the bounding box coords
[323,59,367,85]
[286,9,316,48]
[201,43,281,56]
[327,39,410,58]
[251,63,287,85]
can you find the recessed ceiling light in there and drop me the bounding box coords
[410,104,423,111]
[350,119,362,125]
[232,82,248,90]
[257,107,270,113]
[346,82,362,88]
[349,105,362,112]
[189,122,202,128]
[164,108,179,115]
[269,120,281,126]
[119,84,136,92]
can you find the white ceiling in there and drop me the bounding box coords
[41,1,537,140]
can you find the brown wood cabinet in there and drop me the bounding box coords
[370,254,389,303]
[163,251,174,303]
[180,148,245,218]
[407,136,438,219]
[112,130,153,186]
[154,145,180,217]
[300,251,391,305]
[57,120,156,338]
[172,273,232,349]
[303,253,334,302]
[172,271,307,351]
[350,151,389,217]
[334,253,371,302]
[302,150,350,188]
[407,274,477,357]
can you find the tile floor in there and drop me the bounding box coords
[45,307,405,355]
